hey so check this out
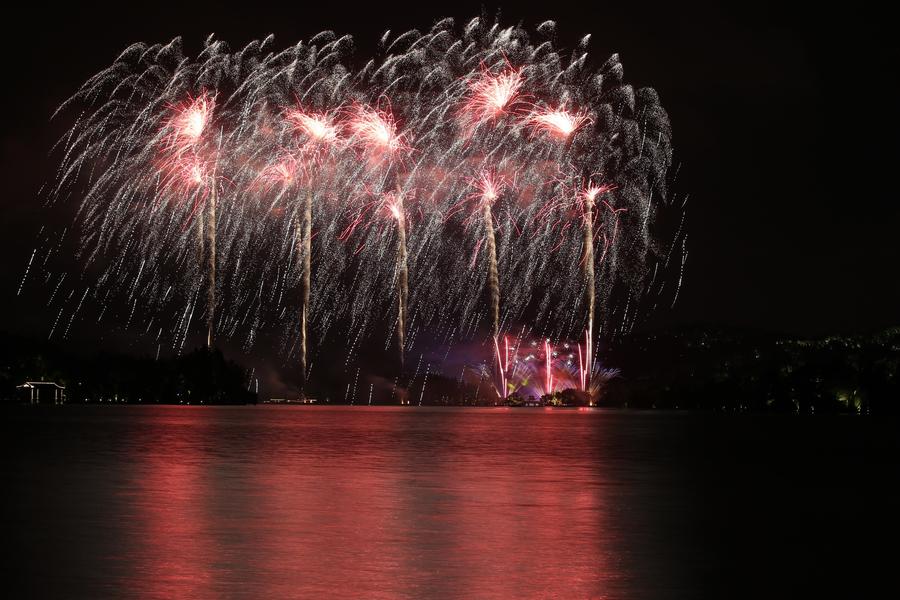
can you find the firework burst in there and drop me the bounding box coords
[460,67,524,129]
[167,92,215,154]
[349,104,407,156]
[527,105,591,139]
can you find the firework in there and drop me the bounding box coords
[287,108,341,395]
[474,171,506,339]
[469,171,508,395]
[167,93,214,155]
[527,106,591,139]
[206,176,217,348]
[257,156,299,188]
[297,189,312,392]
[386,190,409,368]
[544,338,554,395]
[492,334,518,399]
[349,104,407,156]
[460,67,524,129]
[162,95,219,347]
[286,109,340,146]
[42,18,683,400]
[580,182,601,391]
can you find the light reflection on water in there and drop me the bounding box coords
[3,406,753,598]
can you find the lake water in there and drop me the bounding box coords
[2,406,896,598]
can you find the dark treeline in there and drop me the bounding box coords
[3,328,897,412]
[602,326,899,415]
[0,333,256,405]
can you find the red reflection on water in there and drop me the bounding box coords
[116,407,620,598]
[128,415,216,599]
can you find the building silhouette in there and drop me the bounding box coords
[16,381,66,405]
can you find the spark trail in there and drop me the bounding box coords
[477,172,504,339]
[388,191,409,369]
[207,180,216,348]
[299,190,312,392]
[580,181,613,390]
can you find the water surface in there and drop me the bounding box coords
[2,406,895,598]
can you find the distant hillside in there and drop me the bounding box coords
[602,326,900,414]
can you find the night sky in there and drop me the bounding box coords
[2,1,897,360]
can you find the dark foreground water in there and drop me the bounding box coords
[2,406,897,599]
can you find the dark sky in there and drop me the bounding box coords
[2,0,897,356]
